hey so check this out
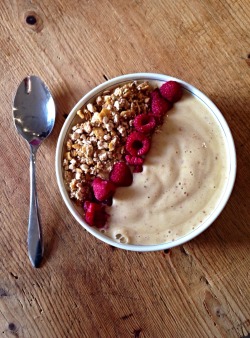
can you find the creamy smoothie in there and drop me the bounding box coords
[103,91,228,245]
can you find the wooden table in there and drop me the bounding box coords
[1,1,250,337]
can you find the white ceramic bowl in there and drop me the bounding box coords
[55,73,236,251]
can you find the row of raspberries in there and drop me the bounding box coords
[83,80,183,228]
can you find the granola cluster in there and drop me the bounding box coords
[63,81,153,202]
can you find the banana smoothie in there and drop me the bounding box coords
[104,91,228,245]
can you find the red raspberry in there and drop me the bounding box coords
[110,161,133,186]
[133,113,156,134]
[148,112,164,126]
[151,89,172,119]
[125,154,144,166]
[133,165,143,173]
[92,177,116,202]
[125,131,151,156]
[84,201,108,228]
[159,81,183,103]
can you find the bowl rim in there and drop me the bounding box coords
[55,72,237,251]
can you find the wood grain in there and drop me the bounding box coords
[0,0,250,337]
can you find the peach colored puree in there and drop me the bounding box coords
[102,91,228,245]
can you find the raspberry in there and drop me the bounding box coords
[151,88,172,119]
[84,201,108,228]
[159,81,183,103]
[148,112,164,126]
[125,131,151,156]
[125,154,144,166]
[92,177,116,202]
[110,161,133,186]
[133,113,156,134]
[133,165,143,173]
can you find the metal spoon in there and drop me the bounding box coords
[13,76,56,268]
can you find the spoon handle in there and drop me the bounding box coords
[28,146,43,268]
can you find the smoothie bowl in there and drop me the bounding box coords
[55,73,236,251]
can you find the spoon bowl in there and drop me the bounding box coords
[13,75,56,267]
[13,76,55,146]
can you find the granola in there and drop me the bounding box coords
[63,81,153,201]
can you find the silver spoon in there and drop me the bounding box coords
[13,76,56,268]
